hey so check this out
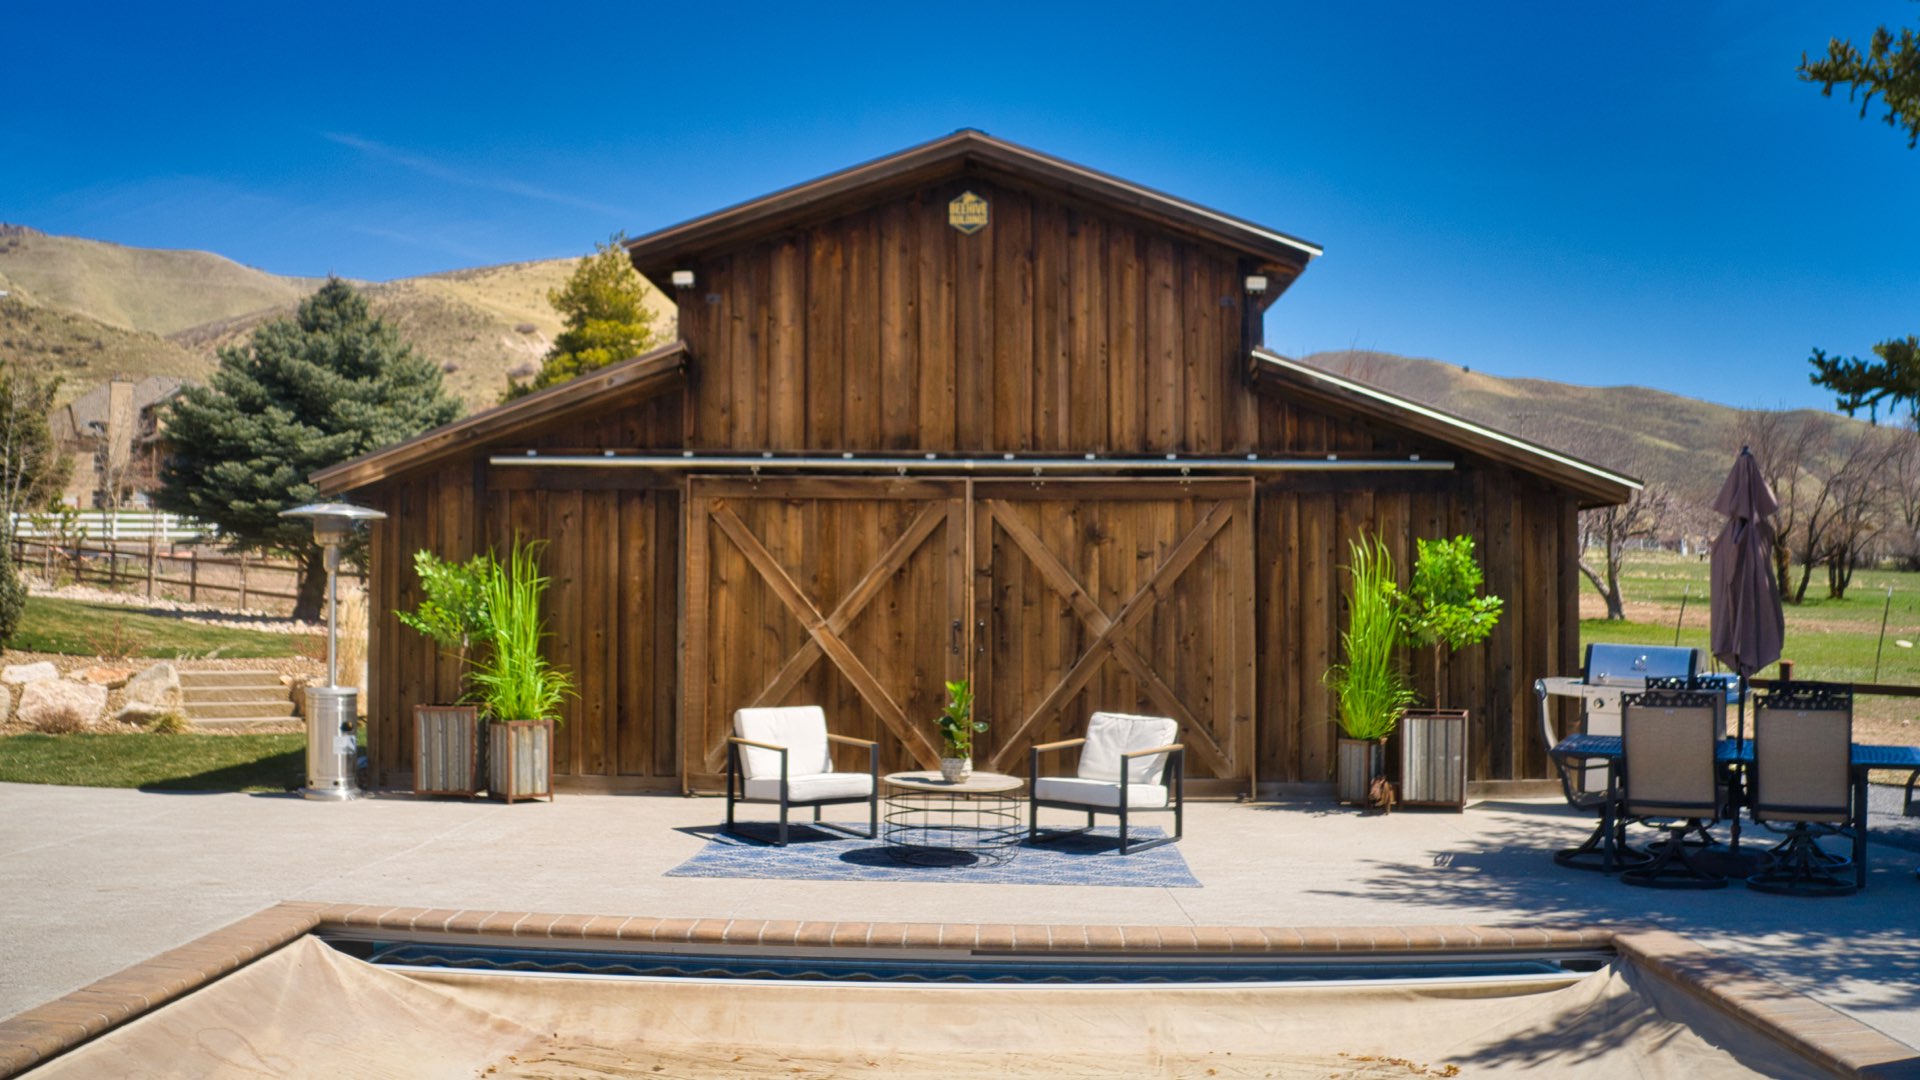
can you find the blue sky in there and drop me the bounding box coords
[5,1,1915,412]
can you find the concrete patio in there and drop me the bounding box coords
[3,780,1917,1050]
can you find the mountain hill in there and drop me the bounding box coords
[1297,350,1867,509]
[0,224,324,336]
[0,228,674,411]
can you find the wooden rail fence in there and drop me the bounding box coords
[11,536,363,611]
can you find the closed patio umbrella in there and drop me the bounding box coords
[1710,447,1785,854]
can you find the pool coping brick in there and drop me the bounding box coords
[1,902,1913,1078]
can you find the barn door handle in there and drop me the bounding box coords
[951,619,962,656]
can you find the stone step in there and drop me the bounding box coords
[189,717,304,733]
[183,686,293,705]
[178,670,285,690]
[185,700,296,720]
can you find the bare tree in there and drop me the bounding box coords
[1884,426,1920,569]
[1578,484,1676,619]
[1736,411,1828,602]
[1818,429,1896,598]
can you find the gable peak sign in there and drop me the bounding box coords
[948,191,989,234]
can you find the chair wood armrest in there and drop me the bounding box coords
[1121,743,1184,759]
[826,733,877,747]
[728,737,787,753]
[1032,738,1087,755]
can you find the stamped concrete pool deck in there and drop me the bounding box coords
[3,781,1918,1051]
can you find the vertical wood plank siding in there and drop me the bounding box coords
[354,173,1594,791]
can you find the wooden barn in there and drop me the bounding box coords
[313,131,1635,798]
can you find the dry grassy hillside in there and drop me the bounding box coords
[1299,349,1866,506]
[0,297,209,404]
[169,258,677,409]
[0,225,324,336]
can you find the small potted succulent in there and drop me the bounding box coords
[395,550,492,796]
[469,537,573,803]
[1325,535,1415,806]
[933,679,984,782]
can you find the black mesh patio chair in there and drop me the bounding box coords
[1747,683,1858,897]
[1619,688,1726,889]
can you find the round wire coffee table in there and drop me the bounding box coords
[882,771,1025,865]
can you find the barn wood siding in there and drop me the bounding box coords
[677,177,1253,454]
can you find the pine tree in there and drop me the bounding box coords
[157,278,461,620]
[1801,17,1920,418]
[505,235,659,400]
[0,539,24,648]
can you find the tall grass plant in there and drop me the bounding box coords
[469,538,572,724]
[1326,536,1416,741]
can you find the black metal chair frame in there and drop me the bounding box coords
[725,733,879,847]
[1619,688,1727,890]
[1028,737,1185,855]
[1539,678,1648,873]
[1746,682,1859,897]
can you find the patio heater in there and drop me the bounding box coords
[280,502,387,801]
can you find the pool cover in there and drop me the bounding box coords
[25,936,1824,1078]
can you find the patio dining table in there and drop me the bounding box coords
[1549,733,1920,889]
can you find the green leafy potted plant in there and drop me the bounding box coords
[1396,535,1503,810]
[396,550,493,796]
[933,679,984,782]
[469,537,573,803]
[1326,536,1416,806]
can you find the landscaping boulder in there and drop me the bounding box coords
[122,662,182,710]
[2,661,58,686]
[116,662,184,727]
[75,666,134,689]
[0,684,11,724]
[18,679,108,732]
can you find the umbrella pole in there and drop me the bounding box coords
[1731,673,1747,853]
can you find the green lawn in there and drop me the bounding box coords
[1585,551,1920,685]
[9,596,315,659]
[0,733,307,791]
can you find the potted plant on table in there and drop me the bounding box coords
[1395,535,1503,810]
[396,550,493,796]
[469,538,573,803]
[933,679,984,782]
[1326,536,1416,807]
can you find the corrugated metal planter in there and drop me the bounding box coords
[488,719,554,803]
[413,705,481,797]
[1335,738,1385,805]
[1397,709,1469,810]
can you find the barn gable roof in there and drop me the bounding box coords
[1248,348,1639,507]
[312,340,688,493]
[624,130,1322,296]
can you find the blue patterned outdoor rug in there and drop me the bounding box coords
[667,823,1200,888]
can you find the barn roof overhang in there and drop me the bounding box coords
[1247,348,1640,509]
[624,130,1322,307]
[310,340,689,493]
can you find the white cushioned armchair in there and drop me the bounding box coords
[726,706,878,846]
[1029,712,1184,854]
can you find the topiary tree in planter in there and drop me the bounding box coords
[1325,535,1416,806]
[1395,535,1503,809]
[396,550,494,796]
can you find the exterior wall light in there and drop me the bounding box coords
[1244,274,1269,295]
[671,269,696,289]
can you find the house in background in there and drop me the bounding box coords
[50,375,184,508]
[315,131,1636,797]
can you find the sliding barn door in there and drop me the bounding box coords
[972,479,1256,796]
[683,478,969,789]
